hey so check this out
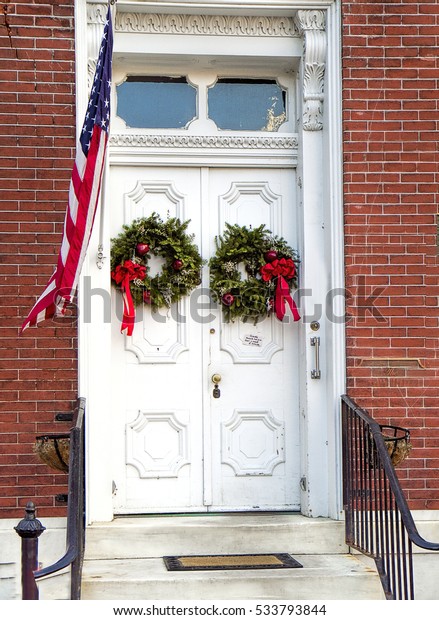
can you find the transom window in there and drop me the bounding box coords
[116,75,288,132]
[208,79,286,131]
[116,76,197,129]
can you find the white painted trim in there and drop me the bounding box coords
[76,0,91,521]
[323,0,345,519]
[108,134,298,168]
[108,1,336,13]
[79,0,345,522]
[78,0,115,523]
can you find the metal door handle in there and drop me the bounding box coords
[211,374,221,398]
[310,336,321,379]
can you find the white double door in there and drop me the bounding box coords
[110,165,301,513]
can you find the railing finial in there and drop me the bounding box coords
[14,501,46,539]
[15,502,46,599]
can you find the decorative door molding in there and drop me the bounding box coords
[87,4,300,37]
[109,134,298,150]
[126,410,190,478]
[115,13,300,37]
[222,409,286,476]
[86,4,324,133]
[80,0,345,523]
[294,10,327,131]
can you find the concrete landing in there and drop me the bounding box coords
[84,514,347,559]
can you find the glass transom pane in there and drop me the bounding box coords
[208,79,286,131]
[116,76,197,129]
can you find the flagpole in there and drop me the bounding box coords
[96,0,116,269]
[96,172,107,269]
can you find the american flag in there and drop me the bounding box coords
[20,5,113,332]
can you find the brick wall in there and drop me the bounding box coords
[342,1,439,509]
[1,0,438,518]
[0,1,77,518]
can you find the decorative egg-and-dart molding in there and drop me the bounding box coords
[108,134,298,150]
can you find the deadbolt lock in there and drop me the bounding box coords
[211,374,222,384]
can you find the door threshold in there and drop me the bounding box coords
[114,510,302,519]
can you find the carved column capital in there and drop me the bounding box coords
[295,10,327,131]
[87,3,108,88]
[295,10,326,32]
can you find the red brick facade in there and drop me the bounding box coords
[0,1,438,517]
[0,1,76,517]
[343,1,439,509]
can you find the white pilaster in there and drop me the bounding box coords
[296,8,330,517]
[78,0,115,523]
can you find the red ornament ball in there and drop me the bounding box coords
[173,259,184,271]
[136,243,150,257]
[222,293,235,307]
[143,290,152,304]
[264,250,278,263]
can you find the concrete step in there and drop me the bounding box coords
[84,514,347,560]
[38,570,70,601]
[81,514,383,600]
[81,554,384,600]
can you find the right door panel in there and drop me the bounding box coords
[205,168,301,511]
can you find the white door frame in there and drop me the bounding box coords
[77,0,344,523]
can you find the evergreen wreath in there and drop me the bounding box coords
[209,223,300,323]
[111,213,203,334]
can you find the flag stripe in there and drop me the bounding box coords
[62,127,108,297]
[76,130,108,271]
[20,6,113,333]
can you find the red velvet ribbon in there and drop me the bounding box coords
[275,275,300,322]
[120,274,136,335]
[260,257,296,282]
[111,260,147,336]
[260,258,300,322]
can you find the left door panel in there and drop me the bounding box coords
[110,166,205,513]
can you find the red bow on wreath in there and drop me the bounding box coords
[260,258,300,322]
[111,260,147,336]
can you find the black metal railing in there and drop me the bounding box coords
[34,397,86,600]
[342,394,439,600]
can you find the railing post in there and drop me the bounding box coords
[14,501,46,600]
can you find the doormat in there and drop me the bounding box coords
[163,553,303,571]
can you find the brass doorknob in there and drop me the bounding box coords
[211,374,222,384]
